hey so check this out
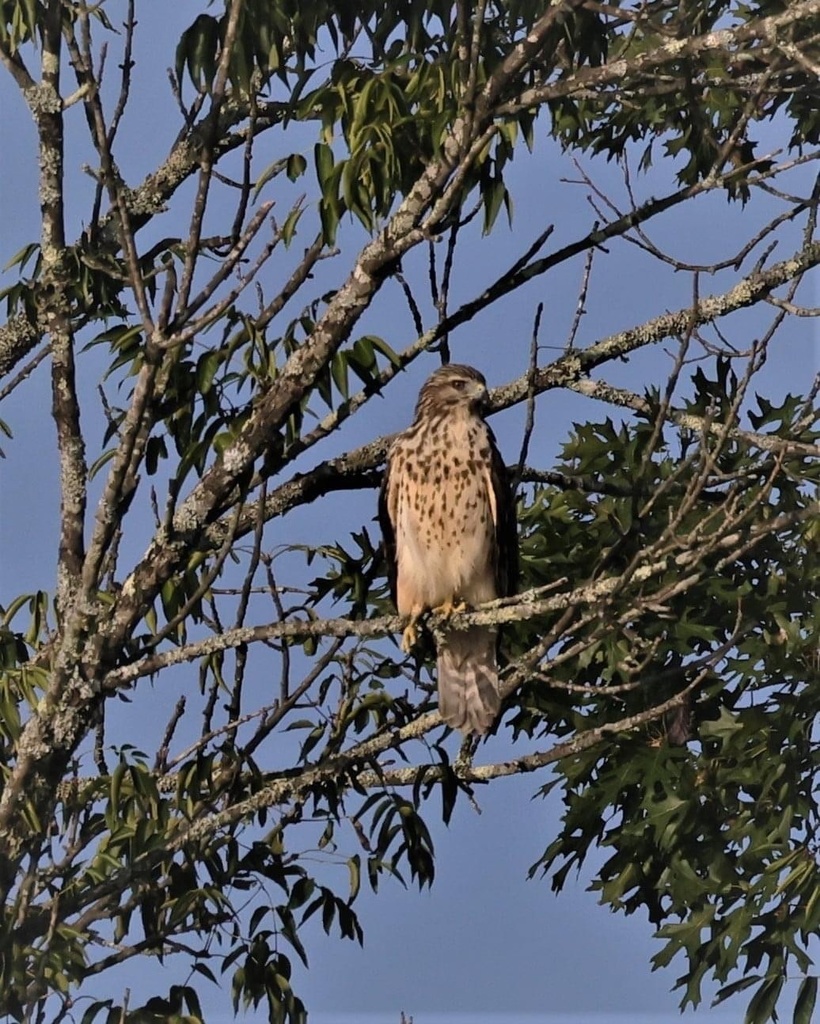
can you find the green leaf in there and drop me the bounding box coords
[314,142,335,191]
[280,206,304,246]
[744,976,784,1024]
[2,241,39,273]
[286,153,308,182]
[79,1000,114,1024]
[347,855,361,902]
[794,977,817,1024]
[713,975,761,1007]
[176,14,220,92]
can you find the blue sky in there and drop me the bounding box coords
[1,3,818,1021]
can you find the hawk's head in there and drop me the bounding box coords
[414,364,489,419]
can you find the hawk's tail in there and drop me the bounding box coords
[437,626,500,735]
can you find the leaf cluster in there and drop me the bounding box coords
[518,368,820,1019]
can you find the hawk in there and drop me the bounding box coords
[379,364,518,734]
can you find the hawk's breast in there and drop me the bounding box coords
[392,411,497,612]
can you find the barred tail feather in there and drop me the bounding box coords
[436,627,500,735]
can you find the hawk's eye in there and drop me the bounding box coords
[451,379,467,391]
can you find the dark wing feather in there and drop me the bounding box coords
[378,455,399,608]
[488,425,519,598]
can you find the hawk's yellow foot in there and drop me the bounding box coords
[432,598,468,620]
[401,615,422,653]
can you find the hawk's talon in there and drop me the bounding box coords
[432,598,468,620]
[401,617,421,653]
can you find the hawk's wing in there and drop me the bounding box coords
[378,453,398,607]
[487,425,519,599]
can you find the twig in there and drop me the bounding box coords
[0,344,50,403]
[564,246,595,351]
[512,303,542,496]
